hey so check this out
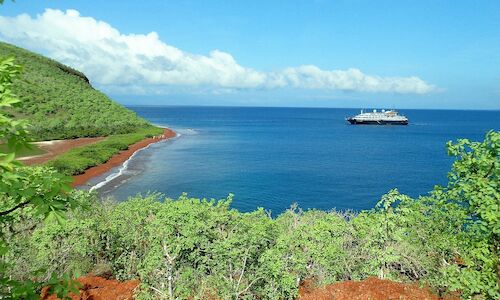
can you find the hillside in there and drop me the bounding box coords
[0,42,150,141]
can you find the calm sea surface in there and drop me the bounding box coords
[96,106,499,214]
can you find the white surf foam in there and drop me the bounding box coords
[89,132,181,192]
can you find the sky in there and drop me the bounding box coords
[0,0,499,109]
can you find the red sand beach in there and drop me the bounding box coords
[71,128,176,187]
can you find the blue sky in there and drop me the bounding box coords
[1,0,499,109]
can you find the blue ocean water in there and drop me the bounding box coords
[98,106,499,214]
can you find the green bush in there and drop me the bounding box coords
[1,189,472,299]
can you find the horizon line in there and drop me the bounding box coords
[122,104,500,112]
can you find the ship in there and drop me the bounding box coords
[347,109,408,125]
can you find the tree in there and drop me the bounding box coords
[441,131,499,298]
[0,56,79,299]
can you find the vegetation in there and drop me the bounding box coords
[1,40,498,299]
[0,56,79,299]
[0,42,150,141]
[45,126,162,176]
[442,132,499,297]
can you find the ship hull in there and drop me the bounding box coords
[347,119,408,125]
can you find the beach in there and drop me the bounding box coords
[71,128,176,187]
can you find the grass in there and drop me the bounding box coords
[44,126,163,176]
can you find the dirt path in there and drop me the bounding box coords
[19,137,106,165]
[72,128,176,187]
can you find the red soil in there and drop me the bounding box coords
[41,275,458,300]
[19,137,105,165]
[71,128,176,187]
[298,277,456,300]
[40,275,139,300]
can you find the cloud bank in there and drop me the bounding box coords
[0,9,436,94]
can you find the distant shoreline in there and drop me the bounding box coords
[71,128,176,187]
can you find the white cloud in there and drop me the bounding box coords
[0,9,436,94]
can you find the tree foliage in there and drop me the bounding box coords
[0,56,80,299]
[440,131,499,298]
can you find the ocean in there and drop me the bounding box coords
[93,106,499,214]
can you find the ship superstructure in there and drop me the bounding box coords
[347,109,408,125]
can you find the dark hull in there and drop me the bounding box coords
[347,118,408,125]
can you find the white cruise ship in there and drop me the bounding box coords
[347,109,408,125]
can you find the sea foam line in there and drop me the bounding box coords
[89,132,181,192]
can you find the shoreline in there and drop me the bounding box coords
[71,128,176,187]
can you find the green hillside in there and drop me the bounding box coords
[0,42,150,141]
